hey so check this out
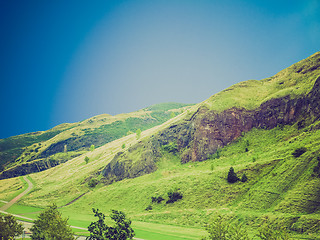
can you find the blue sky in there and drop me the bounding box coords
[0,0,319,138]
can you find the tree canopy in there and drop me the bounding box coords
[30,203,75,240]
[87,208,134,240]
[0,214,23,240]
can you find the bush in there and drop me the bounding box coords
[0,214,23,239]
[292,147,307,158]
[84,156,90,164]
[88,178,98,188]
[227,167,239,183]
[162,142,177,153]
[166,191,183,204]
[145,205,152,211]
[241,173,248,182]
[151,196,164,203]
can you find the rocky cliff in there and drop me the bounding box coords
[102,74,320,183]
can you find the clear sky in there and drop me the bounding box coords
[0,0,319,139]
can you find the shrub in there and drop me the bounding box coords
[166,191,183,204]
[151,196,164,203]
[292,147,307,158]
[122,143,126,149]
[162,142,177,153]
[84,156,90,164]
[227,167,239,183]
[88,178,98,188]
[145,205,152,211]
[241,173,248,182]
[90,145,95,151]
[136,129,141,140]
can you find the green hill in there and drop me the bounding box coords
[0,102,193,179]
[0,52,320,239]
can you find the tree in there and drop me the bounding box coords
[87,208,135,240]
[30,203,75,240]
[85,156,90,164]
[0,214,23,240]
[241,173,248,182]
[122,143,126,149]
[227,167,239,183]
[90,145,95,151]
[136,129,141,140]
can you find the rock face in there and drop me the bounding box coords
[0,159,62,180]
[102,76,320,183]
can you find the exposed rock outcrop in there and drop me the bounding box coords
[102,76,320,183]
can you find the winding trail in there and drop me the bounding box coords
[0,176,33,211]
[0,176,144,239]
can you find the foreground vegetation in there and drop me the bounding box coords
[1,120,319,239]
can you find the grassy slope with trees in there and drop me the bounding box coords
[0,102,192,175]
[0,52,320,239]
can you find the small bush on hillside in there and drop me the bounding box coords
[90,144,95,151]
[136,129,141,140]
[151,196,164,203]
[166,191,183,204]
[122,143,126,149]
[292,147,307,158]
[145,205,152,211]
[88,178,98,188]
[227,167,239,183]
[85,156,90,164]
[241,173,248,182]
[211,149,221,159]
[162,142,178,154]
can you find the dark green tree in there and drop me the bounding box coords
[241,173,248,182]
[30,203,75,240]
[0,214,23,240]
[85,156,90,164]
[227,167,239,183]
[87,208,134,240]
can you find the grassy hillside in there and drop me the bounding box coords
[203,52,320,112]
[0,52,320,239]
[0,102,193,176]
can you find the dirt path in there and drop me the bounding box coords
[0,176,33,211]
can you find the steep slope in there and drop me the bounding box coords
[0,102,192,179]
[101,51,320,182]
